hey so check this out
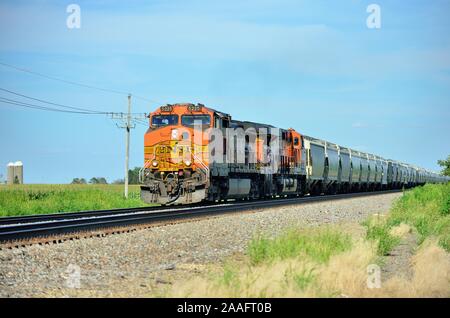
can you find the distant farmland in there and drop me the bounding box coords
[0,184,152,217]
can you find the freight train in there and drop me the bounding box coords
[139,103,448,205]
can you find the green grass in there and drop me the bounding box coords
[388,183,450,251]
[363,218,400,256]
[364,183,450,253]
[293,268,316,291]
[0,184,153,217]
[247,229,352,265]
[207,229,351,296]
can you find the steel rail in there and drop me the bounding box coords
[0,190,402,243]
[0,203,212,225]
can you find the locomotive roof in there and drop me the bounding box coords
[158,103,231,118]
[230,119,275,130]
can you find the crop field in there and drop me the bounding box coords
[0,184,153,217]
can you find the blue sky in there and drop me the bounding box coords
[0,0,449,183]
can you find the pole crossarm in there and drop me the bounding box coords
[109,112,148,120]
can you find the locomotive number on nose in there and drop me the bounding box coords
[156,146,172,154]
[172,145,192,153]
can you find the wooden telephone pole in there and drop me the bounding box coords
[111,95,147,198]
[124,94,131,198]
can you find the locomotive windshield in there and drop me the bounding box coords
[151,115,178,127]
[181,115,211,128]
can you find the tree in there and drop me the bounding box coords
[128,167,141,184]
[438,155,450,176]
[89,177,98,184]
[112,178,125,184]
[97,177,108,184]
[89,177,108,184]
[71,178,87,184]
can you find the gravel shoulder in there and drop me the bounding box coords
[381,232,418,282]
[0,192,402,297]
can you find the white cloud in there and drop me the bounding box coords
[351,122,367,128]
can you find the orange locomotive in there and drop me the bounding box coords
[140,103,306,205]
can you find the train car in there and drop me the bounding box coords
[380,158,389,190]
[325,142,340,194]
[408,165,416,188]
[373,155,382,190]
[140,103,214,204]
[303,136,326,194]
[360,153,370,191]
[139,103,448,205]
[391,161,400,189]
[338,146,351,192]
[349,150,362,191]
[367,154,376,190]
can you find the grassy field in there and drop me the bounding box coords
[0,184,152,217]
[169,183,450,297]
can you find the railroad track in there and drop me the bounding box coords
[0,190,402,244]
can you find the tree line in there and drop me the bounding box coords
[71,167,141,184]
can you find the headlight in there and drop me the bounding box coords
[152,160,158,167]
[171,129,179,140]
[184,159,192,166]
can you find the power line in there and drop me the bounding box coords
[0,61,162,104]
[0,96,152,121]
[0,87,149,116]
[132,119,148,127]
[0,87,108,114]
[133,118,149,124]
[0,96,107,114]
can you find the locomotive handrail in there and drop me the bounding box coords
[139,160,152,183]
[192,152,209,175]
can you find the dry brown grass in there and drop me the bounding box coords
[169,260,313,298]
[317,240,377,297]
[378,239,450,297]
[167,235,450,298]
[389,223,412,238]
[329,239,450,298]
[168,238,376,298]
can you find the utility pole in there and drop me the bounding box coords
[110,95,148,199]
[124,94,131,199]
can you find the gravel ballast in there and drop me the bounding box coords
[0,192,402,297]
